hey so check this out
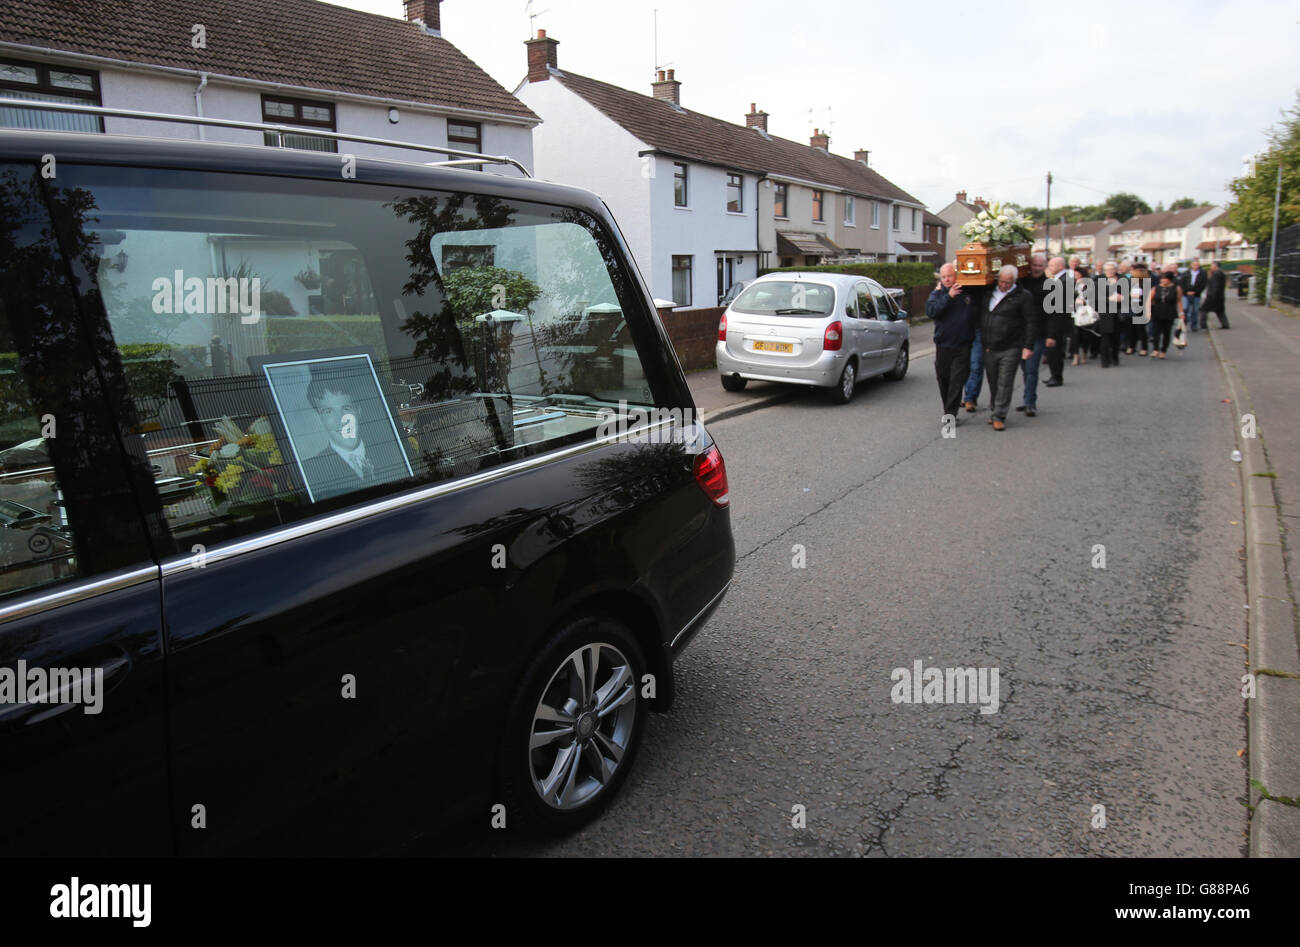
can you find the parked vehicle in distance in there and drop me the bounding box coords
[719,279,751,307]
[0,127,734,854]
[716,272,910,404]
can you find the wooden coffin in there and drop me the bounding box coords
[954,242,1033,286]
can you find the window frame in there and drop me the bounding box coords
[447,120,483,170]
[812,190,824,223]
[671,254,693,307]
[844,195,855,226]
[871,201,880,229]
[892,205,900,230]
[726,172,744,214]
[673,162,689,207]
[773,182,788,219]
[0,57,104,132]
[261,94,338,153]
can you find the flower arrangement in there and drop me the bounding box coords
[960,202,1036,247]
[188,416,292,508]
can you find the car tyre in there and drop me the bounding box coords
[498,614,647,836]
[720,374,748,392]
[828,359,856,404]
[885,343,909,381]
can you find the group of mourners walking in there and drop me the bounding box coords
[925,253,1233,430]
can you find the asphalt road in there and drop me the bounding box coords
[446,330,1250,856]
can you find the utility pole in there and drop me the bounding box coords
[1266,159,1282,303]
[1045,171,1052,256]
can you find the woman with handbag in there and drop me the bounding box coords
[1147,270,1184,359]
[1072,282,1099,364]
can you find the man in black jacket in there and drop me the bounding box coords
[925,263,977,420]
[1202,261,1230,328]
[1015,253,1053,415]
[1181,259,1207,331]
[981,264,1037,430]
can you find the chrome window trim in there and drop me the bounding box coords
[0,564,159,626]
[158,418,679,576]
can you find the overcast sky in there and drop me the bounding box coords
[331,0,1299,216]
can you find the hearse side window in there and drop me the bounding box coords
[49,166,659,554]
[0,164,154,603]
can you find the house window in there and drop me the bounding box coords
[0,58,102,132]
[673,163,688,206]
[447,121,483,169]
[844,195,855,225]
[726,173,743,213]
[911,208,918,231]
[774,182,788,219]
[892,205,900,230]
[812,190,824,222]
[671,255,693,306]
[871,202,880,228]
[262,95,337,153]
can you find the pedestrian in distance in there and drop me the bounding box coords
[1128,263,1152,355]
[980,264,1037,431]
[1202,261,1230,328]
[926,263,977,422]
[1096,261,1124,368]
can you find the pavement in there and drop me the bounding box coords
[1205,301,1300,857]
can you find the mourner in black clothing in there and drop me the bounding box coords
[1096,262,1125,368]
[1202,261,1230,328]
[925,263,977,419]
[981,265,1037,430]
[1147,271,1184,358]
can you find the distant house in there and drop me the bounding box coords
[1032,219,1120,265]
[903,211,949,265]
[514,31,926,306]
[1114,205,1221,266]
[0,0,538,169]
[1196,211,1256,263]
[935,191,988,264]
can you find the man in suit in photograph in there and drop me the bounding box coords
[300,366,409,501]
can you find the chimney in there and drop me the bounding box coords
[810,128,829,151]
[403,0,442,32]
[956,190,967,202]
[973,196,988,209]
[651,68,681,106]
[525,29,559,82]
[745,102,768,132]
[853,148,870,166]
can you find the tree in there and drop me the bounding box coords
[1103,192,1152,222]
[1226,91,1300,244]
[1169,197,1199,210]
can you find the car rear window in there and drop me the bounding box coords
[731,280,835,316]
[49,165,664,551]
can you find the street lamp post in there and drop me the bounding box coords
[1265,160,1282,304]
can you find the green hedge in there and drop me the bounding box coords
[265,314,388,356]
[760,262,937,291]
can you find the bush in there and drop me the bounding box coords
[761,261,937,291]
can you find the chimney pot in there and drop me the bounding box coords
[651,69,681,106]
[745,103,768,132]
[810,128,830,151]
[853,148,870,165]
[525,29,560,82]
[957,190,967,202]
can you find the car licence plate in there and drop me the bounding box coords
[752,340,793,353]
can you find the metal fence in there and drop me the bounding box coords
[1256,222,1300,305]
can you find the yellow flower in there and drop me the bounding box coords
[268,449,283,465]
[188,458,211,475]
[254,432,277,452]
[214,463,244,492]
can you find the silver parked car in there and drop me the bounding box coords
[716,272,910,404]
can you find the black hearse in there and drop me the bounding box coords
[0,123,733,854]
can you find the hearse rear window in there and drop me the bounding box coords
[50,166,658,551]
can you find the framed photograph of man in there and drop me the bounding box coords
[257,351,414,503]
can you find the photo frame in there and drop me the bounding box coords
[254,349,414,503]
